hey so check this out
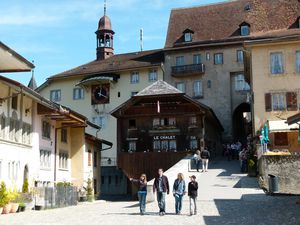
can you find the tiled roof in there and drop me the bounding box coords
[136,80,183,96]
[165,0,300,48]
[48,49,163,80]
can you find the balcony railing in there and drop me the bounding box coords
[171,63,205,77]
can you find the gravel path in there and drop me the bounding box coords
[1,160,299,225]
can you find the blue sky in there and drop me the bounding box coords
[0,0,223,86]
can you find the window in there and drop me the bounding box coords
[128,141,136,152]
[8,162,11,179]
[237,50,244,63]
[274,132,288,146]
[270,52,284,74]
[115,175,118,185]
[298,18,300,28]
[94,179,97,194]
[169,118,176,126]
[176,56,185,66]
[11,95,18,110]
[272,93,286,111]
[42,121,51,139]
[189,117,197,126]
[214,53,223,65]
[153,118,160,127]
[50,90,61,102]
[131,91,139,97]
[193,81,203,98]
[193,54,201,64]
[161,140,168,150]
[101,176,105,185]
[40,150,51,168]
[92,116,105,128]
[130,72,139,84]
[73,88,84,100]
[176,82,185,93]
[0,160,2,179]
[190,137,198,150]
[206,53,210,61]
[241,25,250,36]
[235,74,250,91]
[286,92,297,111]
[207,80,212,89]
[61,128,67,143]
[94,151,97,167]
[0,115,5,138]
[184,33,192,42]
[169,140,177,151]
[59,152,68,169]
[88,150,92,166]
[153,140,161,151]
[296,51,300,73]
[149,69,158,82]
[129,119,136,129]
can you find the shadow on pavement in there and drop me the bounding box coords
[203,195,300,225]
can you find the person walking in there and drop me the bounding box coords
[173,173,186,215]
[153,168,170,216]
[130,174,147,215]
[193,150,201,172]
[188,175,198,216]
[201,147,210,172]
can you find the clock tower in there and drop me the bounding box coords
[96,0,115,61]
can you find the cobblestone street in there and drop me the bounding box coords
[1,160,299,225]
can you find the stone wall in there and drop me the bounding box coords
[259,155,300,194]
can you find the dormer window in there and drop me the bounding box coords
[240,22,250,36]
[182,29,194,42]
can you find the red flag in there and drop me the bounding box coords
[157,100,160,113]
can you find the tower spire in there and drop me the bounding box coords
[104,0,107,16]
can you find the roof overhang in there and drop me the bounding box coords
[287,113,300,126]
[268,120,298,132]
[76,73,120,86]
[0,42,35,73]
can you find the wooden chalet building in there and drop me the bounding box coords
[111,80,223,180]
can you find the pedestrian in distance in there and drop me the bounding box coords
[173,173,186,215]
[201,147,210,172]
[193,150,201,172]
[153,168,170,216]
[130,174,148,215]
[188,175,198,216]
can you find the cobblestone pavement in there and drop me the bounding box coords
[1,160,299,225]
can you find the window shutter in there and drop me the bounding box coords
[265,93,272,112]
[286,92,297,111]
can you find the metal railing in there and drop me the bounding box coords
[171,64,205,77]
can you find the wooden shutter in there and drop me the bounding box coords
[286,92,297,111]
[274,132,288,146]
[265,93,272,112]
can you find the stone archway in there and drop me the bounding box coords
[232,103,251,144]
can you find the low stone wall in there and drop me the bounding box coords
[259,155,300,194]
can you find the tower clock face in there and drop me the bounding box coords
[91,84,110,105]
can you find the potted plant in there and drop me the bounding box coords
[0,182,9,214]
[248,159,257,177]
[86,179,94,202]
[18,202,26,212]
[9,188,20,213]
[1,182,12,214]
[22,178,29,193]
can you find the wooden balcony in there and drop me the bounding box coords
[171,64,205,77]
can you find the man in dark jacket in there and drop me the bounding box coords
[201,147,210,172]
[188,175,198,216]
[153,168,169,216]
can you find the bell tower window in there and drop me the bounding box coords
[182,29,194,43]
[240,22,250,36]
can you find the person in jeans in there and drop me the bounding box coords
[201,147,210,172]
[193,150,201,172]
[130,174,147,215]
[153,168,169,216]
[188,175,198,216]
[173,173,186,215]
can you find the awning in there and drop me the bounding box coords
[287,113,300,125]
[268,120,299,132]
[76,74,120,86]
